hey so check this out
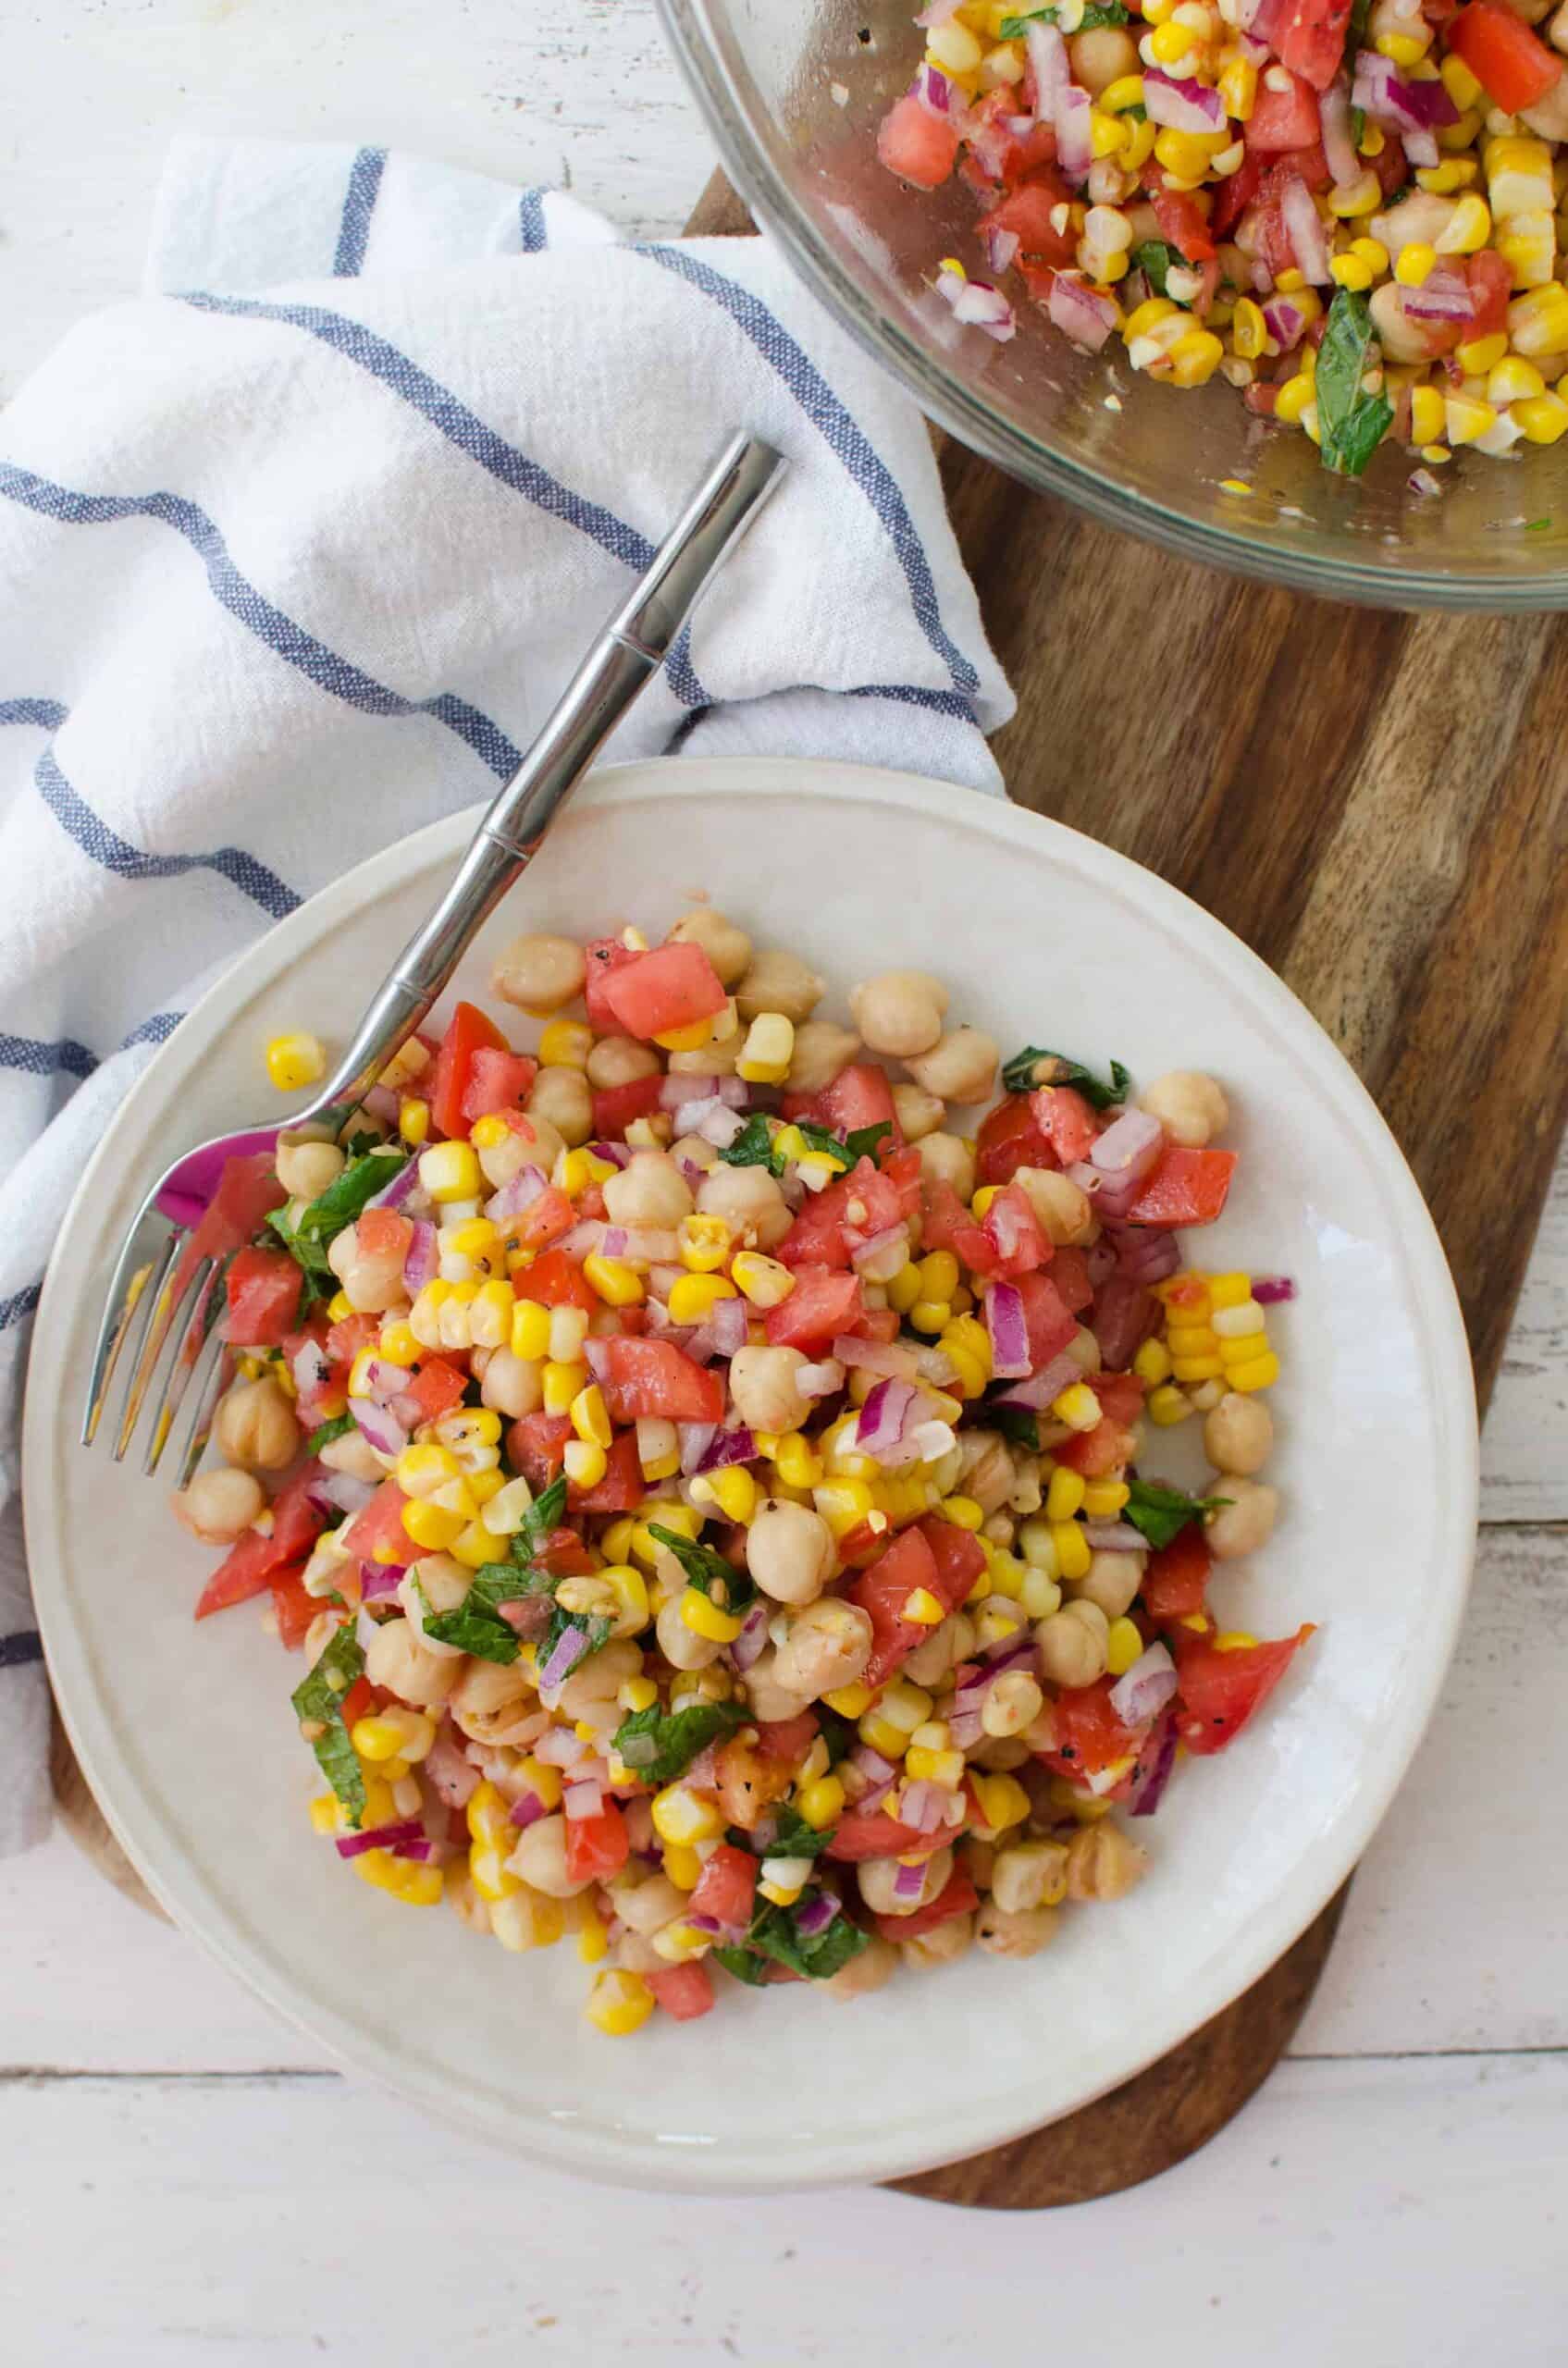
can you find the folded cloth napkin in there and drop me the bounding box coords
[0,136,1014,1854]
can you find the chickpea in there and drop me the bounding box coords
[669,1035,740,1078]
[170,1465,265,1544]
[982,1670,1045,1740]
[655,1595,724,1671]
[1204,1391,1274,1476]
[508,1812,595,1898]
[916,1130,976,1202]
[667,906,753,988]
[1204,1475,1279,1561]
[735,947,825,1026]
[668,1131,719,1175]
[1367,279,1445,365]
[476,1113,562,1190]
[848,969,949,1060]
[976,1902,1057,1959]
[1064,1324,1103,1375]
[991,1838,1068,1914]
[728,1345,814,1435]
[611,1873,687,1935]
[1370,189,1458,260]
[860,1844,953,1918]
[470,1348,538,1421]
[741,1643,812,1724]
[1139,1068,1229,1150]
[556,1638,640,1719]
[318,1428,384,1483]
[772,1598,873,1701]
[904,1027,999,1108]
[490,931,586,1017]
[274,1134,346,1200]
[327,1215,410,1313]
[604,1150,693,1229]
[903,1610,974,1690]
[696,1162,790,1249]
[1069,21,1140,89]
[957,1429,1014,1518]
[747,1498,834,1605]
[613,1931,664,1975]
[526,1065,592,1146]
[785,1018,861,1096]
[1037,1597,1109,1687]
[364,1614,460,1708]
[585,1034,661,1092]
[1551,0,1568,52]
[450,1657,539,1745]
[892,1081,945,1141]
[1013,1166,1097,1247]
[824,1933,899,2001]
[1065,1821,1148,1902]
[213,1376,300,1474]
[969,1733,1031,1771]
[961,1834,996,1890]
[1075,1549,1145,1622]
[904,1911,973,1969]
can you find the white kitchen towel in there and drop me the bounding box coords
[0,136,1014,1854]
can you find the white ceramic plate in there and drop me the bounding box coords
[26,757,1476,2193]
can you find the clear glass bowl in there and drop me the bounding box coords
[659,0,1568,607]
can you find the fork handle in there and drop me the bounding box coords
[306,432,785,1119]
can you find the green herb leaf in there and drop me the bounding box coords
[290,1623,367,1824]
[1000,1046,1131,1107]
[1349,104,1366,147]
[1132,240,1191,301]
[612,1698,751,1787]
[1000,1,1128,28]
[747,1895,870,1982]
[647,1522,757,1616]
[844,1120,893,1166]
[421,1608,523,1662]
[269,1149,409,1272]
[1349,0,1374,43]
[758,1803,835,1861]
[305,1412,355,1456]
[713,1943,772,1986]
[538,1604,611,1671]
[1315,289,1394,478]
[717,1113,780,1172]
[991,1404,1041,1451]
[1124,1477,1233,1552]
[793,1119,851,1166]
[812,1706,857,1769]
[514,1473,568,1558]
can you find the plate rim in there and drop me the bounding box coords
[24,753,1478,2191]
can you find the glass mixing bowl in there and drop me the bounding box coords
[659,0,1568,607]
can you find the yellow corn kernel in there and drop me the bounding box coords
[796,1773,846,1829]
[395,1440,462,1497]
[1052,1519,1093,1582]
[541,1359,588,1415]
[763,1431,818,1492]
[631,1504,701,1562]
[691,1466,758,1528]
[1409,383,1446,445]
[400,1498,464,1552]
[1173,1353,1226,1382]
[1273,373,1315,426]
[653,1015,719,1054]
[1376,27,1427,65]
[1215,1630,1261,1653]
[1148,16,1194,59]
[1514,388,1568,440]
[1217,55,1256,119]
[398,1095,430,1147]
[935,1493,984,1534]
[567,1382,611,1449]
[727,1251,794,1309]
[654,1844,699,1894]
[1045,1466,1086,1523]
[1130,1338,1173,1388]
[352,1715,406,1763]
[518,1755,563,1813]
[1445,392,1498,445]
[1456,330,1509,375]
[1081,1479,1131,1521]
[676,1213,732,1273]
[537,1018,591,1068]
[857,1715,907,1760]
[1496,218,1557,290]
[1105,1616,1145,1677]
[679,1586,745,1644]
[901,1585,946,1627]
[562,1437,606,1490]
[1088,106,1126,159]
[668,1271,738,1325]
[1330,252,1373,290]
[1506,283,1568,353]
[308,1793,339,1835]
[813,1476,880,1539]
[1101,72,1146,114]
[1051,1381,1102,1434]
[915,1250,957,1301]
[1166,327,1225,389]
[1396,240,1440,290]
[736,1011,795,1084]
[1226,1348,1281,1391]
[1434,194,1490,254]
[1488,354,1547,405]
[1441,50,1483,110]
[585,1968,656,2036]
[968,1186,1000,1223]
[1328,169,1382,218]
[1345,238,1388,278]
[1229,295,1267,359]
[466,1779,512,1848]
[265,1031,327,1092]
[573,1901,610,1965]
[468,1841,521,1903]
[1153,127,1226,182]
[418,1140,482,1202]
[650,1782,724,1845]
[580,1253,642,1308]
[804,1689,869,1742]
[970,1772,1030,1835]
[881,1264,920,1319]
[508,1297,549,1363]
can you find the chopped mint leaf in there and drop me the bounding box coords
[269,1148,408,1272]
[647,1522,757,1616]
[844,1120,893,1166]
[992,1404,1041,1451]
[1000,1047,1130,1106]
[305,1412,355,1456]
[1124,1477,1233,1552]
[718,1114,780,1172]
[1132,240,1191,301]
[1315,289,1393,479]
[612,1699,750,1787]
[290,1623,366,1823]
[747,1894,869,1981]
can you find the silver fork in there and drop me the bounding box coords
[81,431,785,1478]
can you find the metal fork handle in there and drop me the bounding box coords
[300,432,785,1123]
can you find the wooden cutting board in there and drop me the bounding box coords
[56,166,1568,2211]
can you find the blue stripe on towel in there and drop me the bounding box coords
[519,188,549,253]
[0,1284,42,1334]
[334,147,388,278]
[0,1034,98,1081]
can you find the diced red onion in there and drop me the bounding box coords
[1110,1641,1179,1730]
[290,1338,332,1398]
[1401,268,1473,323]
[729,1601,770,1672]
[359,1560,404,1600]
[334,1818,424,1860]
[360,1084,400,1125]
[1408,467,1442,498]
[1143,66,1226,133]
[401,1216,438,1293]
[853,1745,896,1786]
[558,1219,607,1261]
[676,1096,747,1148]
[679,1421,719,1476]
[851,1223,911,1284]
[710,1295,748,1357]
[1093,1276,1158,1372]
[366,1153,417,1211]
[588,1140,632,1169]
[1352,49,1459,133]
[983,1280,1032,1380]
[533,1725,590,1768]
[796,1358,846,1400]
[979,223,1021,276]
[856,1376,917,1459]
[1253,1275,1296,1304]
[935,269,1018,341]
[1129,1710,1179,1817]
[916,60,956,114]
[1092,1109,1164,1181]
[947,1707,985,1749]
[659,1074,748,1112]
[485,1165,548,1223]
[1281,178,1332,284]
[907,1417,956,1464]
[833,1334,923,1381]
[1082,1521,1147,1552]
[308,1469,376,1517]
[795,1893,841,1940]
[898,1780,950,1835]
[350,1398,408,1459]
[508,1789,549,1830]
[892,1859,928,1902]
[1319,77,1361,190]
[1263,298,1308,353]
[1105,1223,1181,1284]
[599,1226,629,1260]
[695,1422,756,1474]
[538,1627,590,1697]
[993,1350,1080,1411]
[424,1726,478,1807]
[1085,1240,1119,1289]
[1027,20,1068,119]
[1055,81,1093,185]
[498,1595,552,1637]
[915,0,965,23]
[563,1777,604,1822]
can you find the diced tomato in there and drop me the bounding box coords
[825,1806,954,1863]
[599,943,725,1042]
[689,1843,758,1930]
[225,1247,302,1347]
[1244,70,1320,154]
[401,1355,468,1425]
[959,84,1060,187]
[591,1074,666,1137]
[428,1002,509,1141]
[1142,1525,1213,1623]
[506,1411,574,1488]
[977,1094,1056,1188]
[562,1796,629,1884]
[1273,0,1354,89]
[1037,1675,1149,1782]
[871,1863,979,1944]
[646,1961,717,2021]
[267,1561,317,1650]
[776,1196,850,1272]
[1127,1146,1237,1227]
[918,1514,988,1611]
[523,1246,597,1310]
[1264,142,1330,196]
[1175,1626,1315,1755]
[817,1063,901,1145]
[1447,0,1562,107]
[280,1314,342,1426]
[1095,1371,1145,1425]
[184,1153,284,1309]
[777,1153,907,1272]
[920,1179,993,1277]
[583,936,642,1033]
[1465,248,1512,336]
[1015,1270,1078,1370]
[877,89,963,189]
[196,1470,327,1618]
[1053,1415,1132,1477]
[598,1336,725,1424]
[324,1311,379,1368]
[570,1427,644,1515]
[529,1525,598,1576]
[509,1185,575,1254]
[853,1305,902,1345]
[461,1047,537,1126]
[979,1182,1049,1279]
[845,1523,944,1690]
[764,1265,864,1352]
[1049,1245,1094,1314]
[1212,150,1263,238]
[979,172,1077,264]
[1030,1084,1098,1166]
[356,1206,413,1264]
[1150,183,1217,262]
[755,1712,820,1763]
[340,1675,377,1731]
[338,1476,410,1566]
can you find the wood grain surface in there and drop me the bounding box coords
[53,164,1567,2211]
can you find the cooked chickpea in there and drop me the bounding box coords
[903,1610,974,1690]
[848,969,949,1060]
[982,1670,1045,1740]
[727,1344,815,1435]
[1204,1475,1279,1561]
[1138,1069,1229,1149]
[1014,1166,1097,1246]
[327,1215,409,1313]
[957,1428,1014,1517]
[961,1834,996,1890]
[317,1429,384,1483]
[1203,1391,1274,1476]
[969,1733,1031,1771]
[585,1034,661,1091]
[1037,1597,1109,1686]
[916,1130,976,1202]
[1065,1821,1148,1902]
[654,1595,724,1671]
[476,1113,562,1190]
[746,1498,834,1605]
[527,1065,592,1146]
[904,1911,973,1969]
[904,1026,999,1107]
[992,1838,1069,1914]
[1069,22,1140,90]
[614,1931,663,1976]
[668,1035,740,1078]
[859,1844,952,1918]
[667,906,753,988]
[604,1150,694,1229]
[892,1081,945,1141]
[785,1018,861,1096]
[170,1465,265,1544]
[741,1643,812,1723]
[490,931,586,1017]
[556,1638,640,1718]
[611,1873,687,1935]
[1075,1549,1145,1622]
[668,1131,719,1173]
[976,1902,1057,1959]
[772,1597,873,1700]
[364,1613,461,1708]
[450,1656,539,1745]
[1366,279,1438,366]
[274,1134,346,1200]
[696,1161,790,1249]
[212,1375,301,1473]
[824,1933,899,2001]
[508,1812,595,1898]
[735,947,825,1025]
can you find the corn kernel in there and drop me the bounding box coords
[1456,330,1509,375]
[265,1030,327,1092]
[1435,193,1490,254]
[1489,354,1547,405]
[970,1772,1030,1834]
[858,1715,907,1760]
[1051,1381,1102,1433]
[308,1793,339,1834]
[1410,383,1447,445]
[502,1297,547,1363]
[1132,1338,1173,1386]
[539,1359,586,1416]
[566,1382,611,1449]
[1514,388,1568,440]
[395,1440,462,1497]
[1376,27,1427,65]
[823,1681,874,1720]
[1214,1630,1261,1653]
[1441,50,1483,110]
[1154,127,1227,182]
[1082,1480,1131,1521]
[736,1012,795,1084]
[1218,56,1256,118]
[1052,1519,1093,1582]
[1445,392,1498,445]
[796,1774,846,1829]
[397,1095,430,1147]
[935,1493,984,1532]
[1274,373,1315,426]
[585,1968,656,2036]
[896,1585,943,1628]
[1105,1616,1144,1677]
[1328,170,1383,218]
[728,1251,795,1309]
[579,1252,641,1308]
[668,1271,738,1325]
[677,1213,733,1272]
[538,1018,591,1069]
[1045,1466,1086,1522]
[1101,72,1146,113]
[1226,1348,1281,1391]
[561,1437,605,1489]
[419,1140,482,1202]
[769,1431,821,1491]
[1330,252,1373,290]
[677,1585,743,1644]
[661,1843,702,1891]
[651,1782,725,1844]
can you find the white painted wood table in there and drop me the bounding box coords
[2,6,1564,2360]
